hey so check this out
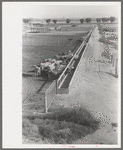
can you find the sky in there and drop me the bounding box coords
[20,2,120,19]
[2,2,120,19]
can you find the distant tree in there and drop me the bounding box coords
[102,18,109,23]
[46,19,51,24]
[33,23,44,27]
[66,19,71,24]
[80,18,84,24]
[110,17,116,23]
[102,18,105,23]
[107,18,110,22]
[23,18,30,24]
[96,18,101,23]
[85,18,92,23]
[53,19,57,24]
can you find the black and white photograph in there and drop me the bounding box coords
[3,2,121,148]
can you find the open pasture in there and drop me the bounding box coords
[23,32,89,73]
[58,24,94,32]
[23,23,95,35]
[99,23,118,32]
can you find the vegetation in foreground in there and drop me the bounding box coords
[23,107,100,144]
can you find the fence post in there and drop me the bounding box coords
[25,30,26,37]
[98,64,100,72]
[56,80,58,94]
[45,95,48,113]
[115,58,118,75]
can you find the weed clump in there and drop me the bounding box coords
[22,107,100,144]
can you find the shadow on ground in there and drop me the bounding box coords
[93,70,118,78]
[22,73,35,77]
[104,72,118,78]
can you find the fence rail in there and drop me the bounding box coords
[44,80,57,113]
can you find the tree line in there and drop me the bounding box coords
[96,17,115,23]
[23,17,116,24]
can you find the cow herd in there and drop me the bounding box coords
[33,50,74,80]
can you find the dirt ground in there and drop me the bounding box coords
[49,24,119,145]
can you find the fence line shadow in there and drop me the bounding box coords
[27,70,35,73]
[22,73,34,77]
[94,71,118,78]
[36,81,48,94]
[104,72,118,78]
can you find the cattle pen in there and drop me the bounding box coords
[22,27,95,113]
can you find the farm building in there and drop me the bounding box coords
[48,27,55,31]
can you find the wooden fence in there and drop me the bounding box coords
[22,81,57,113]
[44,80,57,113]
